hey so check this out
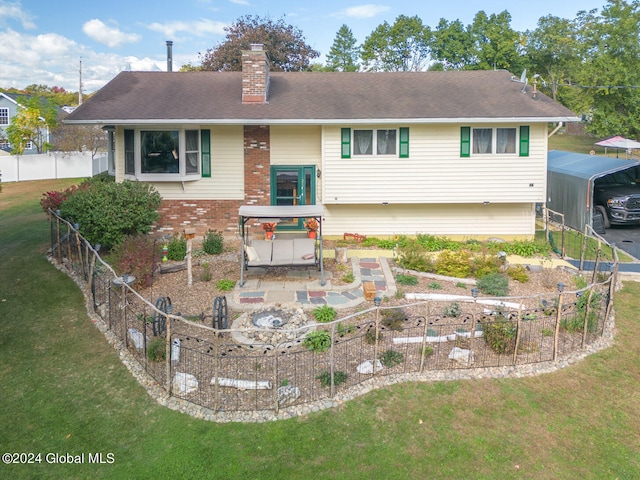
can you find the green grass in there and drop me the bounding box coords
[1,179,640,479]
[548,132,623,158]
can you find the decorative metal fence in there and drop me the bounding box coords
[49,212,618,418]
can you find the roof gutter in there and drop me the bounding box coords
[64,116,582,126]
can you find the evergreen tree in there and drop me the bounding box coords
[325,25,360,72]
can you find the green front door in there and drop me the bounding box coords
[270,166,316,229]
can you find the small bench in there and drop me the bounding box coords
[244,238,318,269]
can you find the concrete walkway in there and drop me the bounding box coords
[229,256,397,311]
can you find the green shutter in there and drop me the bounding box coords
[341,128,351,158]
[519,126,530,157]
[460,126,470,157]
[399,127,409,158]
[201,129,211,177]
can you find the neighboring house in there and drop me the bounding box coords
[0,92,41,154]
[64,44,579,239]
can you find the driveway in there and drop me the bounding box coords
[602,225,640,261]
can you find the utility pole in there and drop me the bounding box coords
[79,58,83,105]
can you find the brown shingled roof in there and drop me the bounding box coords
[65,70,578,124]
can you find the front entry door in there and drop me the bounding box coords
[270,165,316,229]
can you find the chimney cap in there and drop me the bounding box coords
[250,43,264,51]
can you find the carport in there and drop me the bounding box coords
[547,150,640,232]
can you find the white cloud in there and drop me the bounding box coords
[147,19,227,39]
[334,4,391,19]
[229,0,250,5]
[0,1,36,29]
[82,19,141,48]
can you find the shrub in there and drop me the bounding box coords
[477,273,509,296]
[147,336,166,362]
[202,230,224,255]
[167,235,187,261]
[380,308,407,330]
[472,254,501,279]
[216,279,235,291]
[379,349,404,368]
[396,274,418,286]
[396,242,433,272]
[421,346,434,357]
[428,282,442,290]
[316,370,347,387]
[483,316,517,354]
[311,305,337,323]
[434,250,472,278]
[303,331,331,352]
[40,184,81,214]
[200,261,212,282]
[443,302,461,317]
[507,264,530,283]
[109,234,156,288]
[59,180,161,250]
[341,271,355,283]
[364,329,383,344]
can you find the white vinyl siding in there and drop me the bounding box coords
[271,125,322,202]
[322,123,547,205]
[321,203,536,239]
[116,125,244,200]
[270,125,321,165]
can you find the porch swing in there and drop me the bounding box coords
[238,204,325,287]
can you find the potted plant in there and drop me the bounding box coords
[262,222,276,239]
[303,218,319,239]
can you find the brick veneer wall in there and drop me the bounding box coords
[151,125,271,237]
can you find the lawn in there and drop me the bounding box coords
[1,179,639,479]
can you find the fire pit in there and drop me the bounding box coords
[231,306,312,347]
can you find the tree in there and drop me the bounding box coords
[361,15,432,71]
[5,96,57,154]
[468,10,524,72]
[23,84,78,107]
[431,19,475,70]
[51,120,106,158]
[569,1,640,138]
[200,15,319,72]
[325,25,360,72]
[523,15,579,101]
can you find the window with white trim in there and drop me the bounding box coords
[341,127,409,158]
[124,128,207,180]
[460,126,529,157]
[0,108,8,125]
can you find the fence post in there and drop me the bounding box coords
[329,323,337,397]
[56,214,61,263]
[581,287,595,348]
[553,292,565,362]
[592,240,602,284]
[272,346,279,414]
[512,302,524,365]
[74,228,84,280]
[165,317,172,392]
[372,307,381,378]
[419,301,430,373]
[579,227,588,271]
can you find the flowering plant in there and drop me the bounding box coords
[261,222,277,232]
[303,218,319,232]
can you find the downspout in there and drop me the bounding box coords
[548,122,564,138]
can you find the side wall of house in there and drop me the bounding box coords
[322,123,548,205]
[320,123,547,238]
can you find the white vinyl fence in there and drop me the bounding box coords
[0,151,108,183]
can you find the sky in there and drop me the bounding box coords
[0,0,607,96]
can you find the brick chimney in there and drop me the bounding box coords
[242,44,270,104]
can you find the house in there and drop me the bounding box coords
[64,44,579,240]
[0,92,43,154]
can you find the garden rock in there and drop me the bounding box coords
[356,359,384,374]
[173,372,198,395]
[276,385,301,405]
[448,347,473,365]
[127,328,148,352]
